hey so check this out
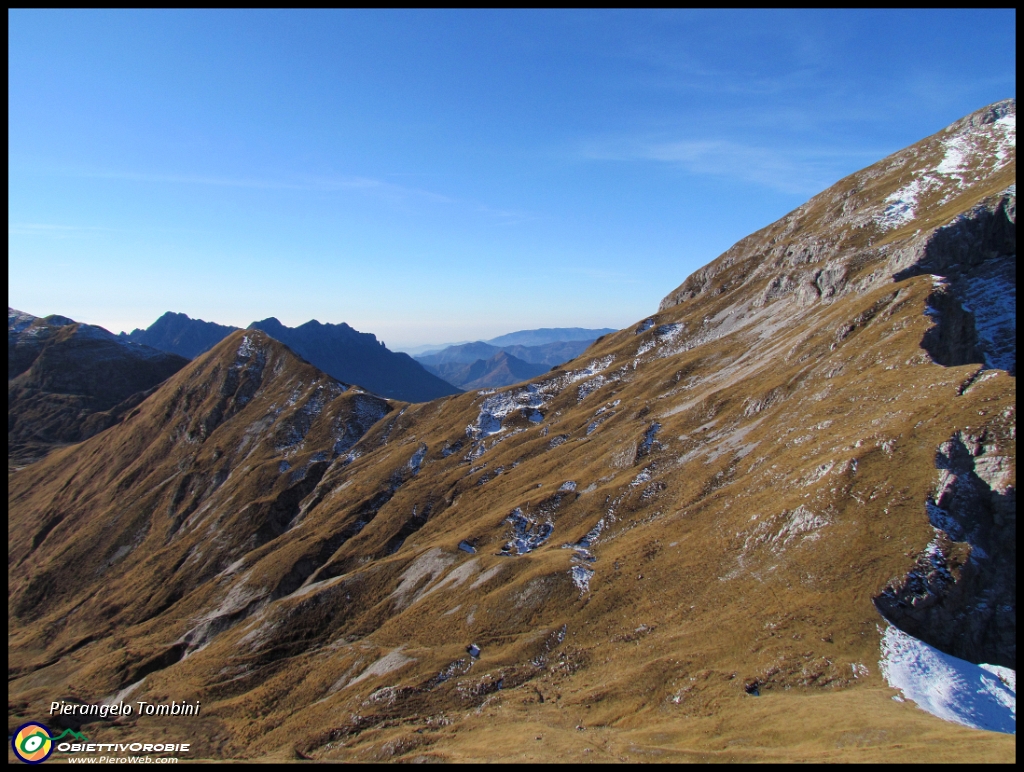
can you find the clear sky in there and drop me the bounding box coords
[8,9,1017,350]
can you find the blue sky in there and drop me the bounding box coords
[8,9,1016,349]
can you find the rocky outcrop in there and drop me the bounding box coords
[894,189,1016,374]
[875,430,1016,668]
[660,100,1016,317]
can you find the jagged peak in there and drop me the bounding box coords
[147,310,234,328]
[249,316,285,331]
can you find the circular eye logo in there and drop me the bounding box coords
[11,722,54,764]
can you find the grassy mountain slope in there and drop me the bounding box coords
[7,101,1016,762]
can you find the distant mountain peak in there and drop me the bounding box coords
[121,312,240,359]
[8,307,37,333]
[247,318,457,402]
[252,315,284,328]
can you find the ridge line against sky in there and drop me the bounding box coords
[8,9,1016,349]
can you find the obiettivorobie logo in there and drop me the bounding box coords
[11,722,87,764]
[11,719,193,764]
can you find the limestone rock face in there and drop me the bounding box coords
[874,430,1016,668]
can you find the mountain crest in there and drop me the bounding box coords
[661,99,1015,313]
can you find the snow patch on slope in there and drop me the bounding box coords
[963,275,1016,372]
[879,624,1015,734]
[570,565,594,595]
[407,443,427,475]
[878,179,924,230]
[499,507,554,556]
[465,356,616,441]
[876,107,1016,231]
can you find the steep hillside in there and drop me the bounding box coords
[8,100,1015,762]
[8,309,188,465]
[425,351,551,390]
[120,312,239,359]
[249,317,461,403]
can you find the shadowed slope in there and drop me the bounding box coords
[8,309,189,464]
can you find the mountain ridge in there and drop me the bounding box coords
[485,327,616,348]
[416,338,601,368]
[416,338,610,391]
[116,311,464,403]
[119,311,239,359]
[407,328,616,358]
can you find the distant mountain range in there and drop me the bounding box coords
[247,317,459,403]
[414,330,614,389]
[411,327,615,358]
[484,327,616,347]
[120,314,614,395]
[118,312,460,403]
[424,350,551,391]
[8,308,612,459]
[416,338,599,368]
[9,308,188,464]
